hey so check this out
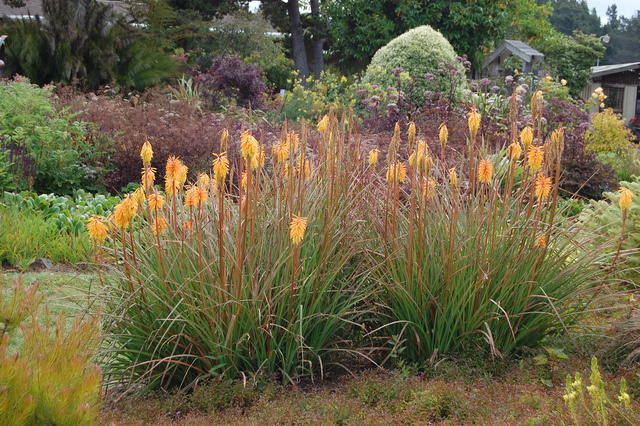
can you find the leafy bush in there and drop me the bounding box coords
[362,25,466,106]
[0,275,102,425]
[580,177,640,275]
[281,72,356,121]
[195,55,267,110]
[60,89,233,192]
[0,80,109,194]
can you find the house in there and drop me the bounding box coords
[0,0,129,20]
[583,62,640,127]
[482,40,545,78]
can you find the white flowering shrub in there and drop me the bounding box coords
[362,25,466,104]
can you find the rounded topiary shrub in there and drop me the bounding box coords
[362,25,466,104]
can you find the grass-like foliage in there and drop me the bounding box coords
[93,94,628,392]
[99,112,375,388]
[0,275,102,425]
[370,98,620,361]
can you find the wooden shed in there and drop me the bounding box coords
[583,62,640,127]
[482,40,545,78]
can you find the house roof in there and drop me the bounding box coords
[590,62,640,79]
[482,40,544,68]
[0,0,128,19]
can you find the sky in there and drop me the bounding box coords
[585,0,639,22]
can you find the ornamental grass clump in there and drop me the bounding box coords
[97,110,376,389]
[369,98,621,361]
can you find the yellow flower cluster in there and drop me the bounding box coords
[289,215,308,245]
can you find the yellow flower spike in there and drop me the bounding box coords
[317,115,329,133]
[147,193,165,212]
[220,128,229,153]
[303,160,312,180]
[536,234,546,248]
[141,167,156,188]
[251,145,265,170]
[535,175,552,200]
[289,214,308,245]
[393,122,401,145]
[87,215,108,243]
[212,153,229,189]
[122,193,138,222]
[241,172,247,190]
[439,123,448,149]
[288,132,300,152]
[478,159,493,184]
[468,106,481,138]
[240,130,259,162]
[198,173,210,188]
[408,121,416,148]
[133,186,145,207]
[531,91,543,120]
[368,149,379,172]
[386,162,407,184]
[140,141,153,168]
[528,146,544,171]
[283,163,290,178]
[449,168,458,189]
[619,188,633,214]
[177,163,188,189]
[408,151,416,168]
[423,178,437,198]
[508,142,522,160]
[152,217,168,236]
[520,126,533,151]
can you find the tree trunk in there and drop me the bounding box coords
[288,0,309,83]
[310,0,324,80]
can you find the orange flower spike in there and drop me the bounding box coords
[528,146,544,172]
[423,178,437,198]
[147,193,165,212]
[535,175,552,200]
[87,215,108,243]
[290,215,308,245]
[122,193,138,222]
[140,141,153,168]
[535,234,546,248]
[212,153,229,189]
[153,217,168,236]
[196,185,208,204]
[184,187,198,208]
[478,159,493,184]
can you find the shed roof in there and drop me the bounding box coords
[590,62,640,79]
[482,40,544,68]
